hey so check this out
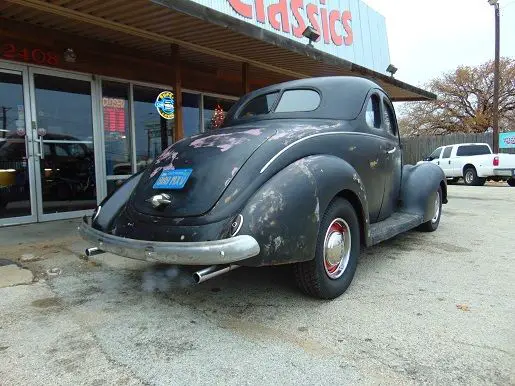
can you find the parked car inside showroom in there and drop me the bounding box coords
[79,77,448,299]
[420,143,515,186]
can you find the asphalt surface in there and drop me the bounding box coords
[0,183,514,385]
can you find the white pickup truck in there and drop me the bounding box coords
[420,143,515,186]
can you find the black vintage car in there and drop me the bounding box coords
[80,77,447,299]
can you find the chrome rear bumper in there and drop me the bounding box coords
[78,217,260,265]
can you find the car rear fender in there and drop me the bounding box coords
[237,155,369,267]
[400,163,447,222]
[92,171,143,232]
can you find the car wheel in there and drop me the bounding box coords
[508,178,515,187]
[293,198,360,299]
[418,187,442,232]
[464,167,486,186]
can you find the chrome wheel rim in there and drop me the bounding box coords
[431,191,441,224]
[465,171,473,184]
[323,218,351,280]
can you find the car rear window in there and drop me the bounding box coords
[456,145,491,156]
[238,92,280,118]
[274,89,320,113]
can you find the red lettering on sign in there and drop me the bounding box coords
[329,10,343,46]
[226,1,353,47]
[1,43,60,66]
[255,0,265,23]
[227,0,252,19]
[268,0,290,33]
[342,10,353,46]
[290,0,306,38]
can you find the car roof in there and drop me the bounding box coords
[224,76,386,125]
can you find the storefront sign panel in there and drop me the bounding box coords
[500,132,515,149]
[185,0,391,74]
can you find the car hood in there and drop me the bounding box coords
[131,127,276,217]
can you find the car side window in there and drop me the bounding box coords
[365,94,381,129]
[382,100,397,136]
[456,145,491,156]
[442,147,452,159]
[429,147,443,159]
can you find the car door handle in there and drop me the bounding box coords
[385,147,396,154]
[448,160,451,165]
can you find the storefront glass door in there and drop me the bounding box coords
[29,68,98,221]
[0,64,37,225]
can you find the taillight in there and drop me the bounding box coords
[493,156,499,166]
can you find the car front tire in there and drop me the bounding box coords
[508,178,515,187]
[293,198,360,299]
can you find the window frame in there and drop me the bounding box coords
[365,93,382,131]
[441,146,453,159]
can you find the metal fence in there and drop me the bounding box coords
[401,132,515,165]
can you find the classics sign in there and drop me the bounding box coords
[182,0,391,75]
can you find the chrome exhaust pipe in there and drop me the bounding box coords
[193,264,239,284]
[85,247,105,257]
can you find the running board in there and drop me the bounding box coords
[369,212,424,246]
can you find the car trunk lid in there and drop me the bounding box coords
[131,127,275,217]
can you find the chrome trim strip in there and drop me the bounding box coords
[260,131,380,173]
[79,217,260,265]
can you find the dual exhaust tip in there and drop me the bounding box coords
[84,247,238,284]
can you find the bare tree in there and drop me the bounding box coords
[400,58,515,137]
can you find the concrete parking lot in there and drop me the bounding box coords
[0,184,514,385]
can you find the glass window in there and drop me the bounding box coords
[429,147,443,160]
[102,81,131,176]
[203,96,236,131]
[33,74,93,141]
[382,100,397,136]
[133,85,174,172]
[238,92,279,119]
[442,147,452,159]
[55,144,68,157]
[456,145,491,156]
[182,92,200,138]
[274,90,320,113]
[365,95,381,129]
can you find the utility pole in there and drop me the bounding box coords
[489,0,501,153]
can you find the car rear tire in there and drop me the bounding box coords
[508,178,515,187]
[418,187,442,232]
[293,198,360,299]
[464,167,486,186]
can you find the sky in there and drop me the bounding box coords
[362,0,515,87]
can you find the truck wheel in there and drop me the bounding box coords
[293,198,360,299]
[464,167,486,186]
[508,178,515,187]
[418,187,442,232]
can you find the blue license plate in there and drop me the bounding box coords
[153,169,192,190]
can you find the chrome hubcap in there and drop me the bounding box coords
[431,191,441,224]
[465,171,473,184]
[323,218,351,279]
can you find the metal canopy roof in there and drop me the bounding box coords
[1,0,435,101]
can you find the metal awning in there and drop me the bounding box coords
[1,0,435,101]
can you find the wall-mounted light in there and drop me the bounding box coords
[386,64,398,77]
[302,26,320,47]
[64,48,77,63]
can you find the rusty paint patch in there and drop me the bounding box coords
[369,159,379,169]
